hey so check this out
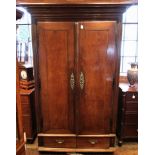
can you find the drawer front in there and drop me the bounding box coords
[123,125,138,137]
[124,113,138,125]
[126,92,138,101]
[38,136,76,148]
[126,101,138,112]
[76,137,110,149]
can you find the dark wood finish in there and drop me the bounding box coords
[26,143,137,155]
[16,143,26,155]
[17,4,131,22]
[20,88,37,143]
[38,148,115,153]
[110,21,122,147]
[37,21,119,152]
[76,137,110,149]
[20,80,35,89]
[31,23,41,134]
[38,22,75,135]
[18,63,37,143]
[19,64,35,89]
[16,9,26,155]
[116,83,138,146]
[17,0,137,5]
[77,21,116,136]
[38,136,76,148]
[19,64,34,81]
[16,1,136,153]
[16,62,26,155]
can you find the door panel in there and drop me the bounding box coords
[78,21,116,134]
[38,22,75,133]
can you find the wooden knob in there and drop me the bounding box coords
[132,94,135,99]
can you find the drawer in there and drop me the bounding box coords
[76,137,110,149]
[126,102,138,112]
[123,125,138,137]
[38,136,76,148]
[124,113,138,124]
[126,92,138,101]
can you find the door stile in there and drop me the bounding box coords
[74,22,80,136]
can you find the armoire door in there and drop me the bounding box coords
[38,22,75,135]
[76,21,116,149]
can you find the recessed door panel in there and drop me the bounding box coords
[78,21,116,134]
[38,22,75,133]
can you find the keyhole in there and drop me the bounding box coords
[80,25,84,29]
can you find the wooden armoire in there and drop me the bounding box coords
[17,0,137,153]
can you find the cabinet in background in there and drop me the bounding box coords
[117,83,138,146]
[20,88,37,143]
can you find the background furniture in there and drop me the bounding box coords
[117,83,138,146]
[16,9,26,155]
[20,88,37,143]
[18,64,37,143]
[16,62,26,155]
[17,0,137,153]
[19,64,35,90]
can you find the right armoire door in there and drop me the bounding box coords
[76,21,117,149]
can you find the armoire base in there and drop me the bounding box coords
[38,147,115,153]
[39,151,114,155]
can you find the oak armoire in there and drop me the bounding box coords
[17,0,137,154]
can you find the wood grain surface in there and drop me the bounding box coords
[26,139,138,155]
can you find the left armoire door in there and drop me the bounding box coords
[38,22,76,148]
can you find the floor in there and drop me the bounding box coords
[26,139,138,155]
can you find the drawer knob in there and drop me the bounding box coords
[56,139,64,144]
[132,94,136,99]
[89,139,98,145]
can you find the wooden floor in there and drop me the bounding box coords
[26,139,138,155]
